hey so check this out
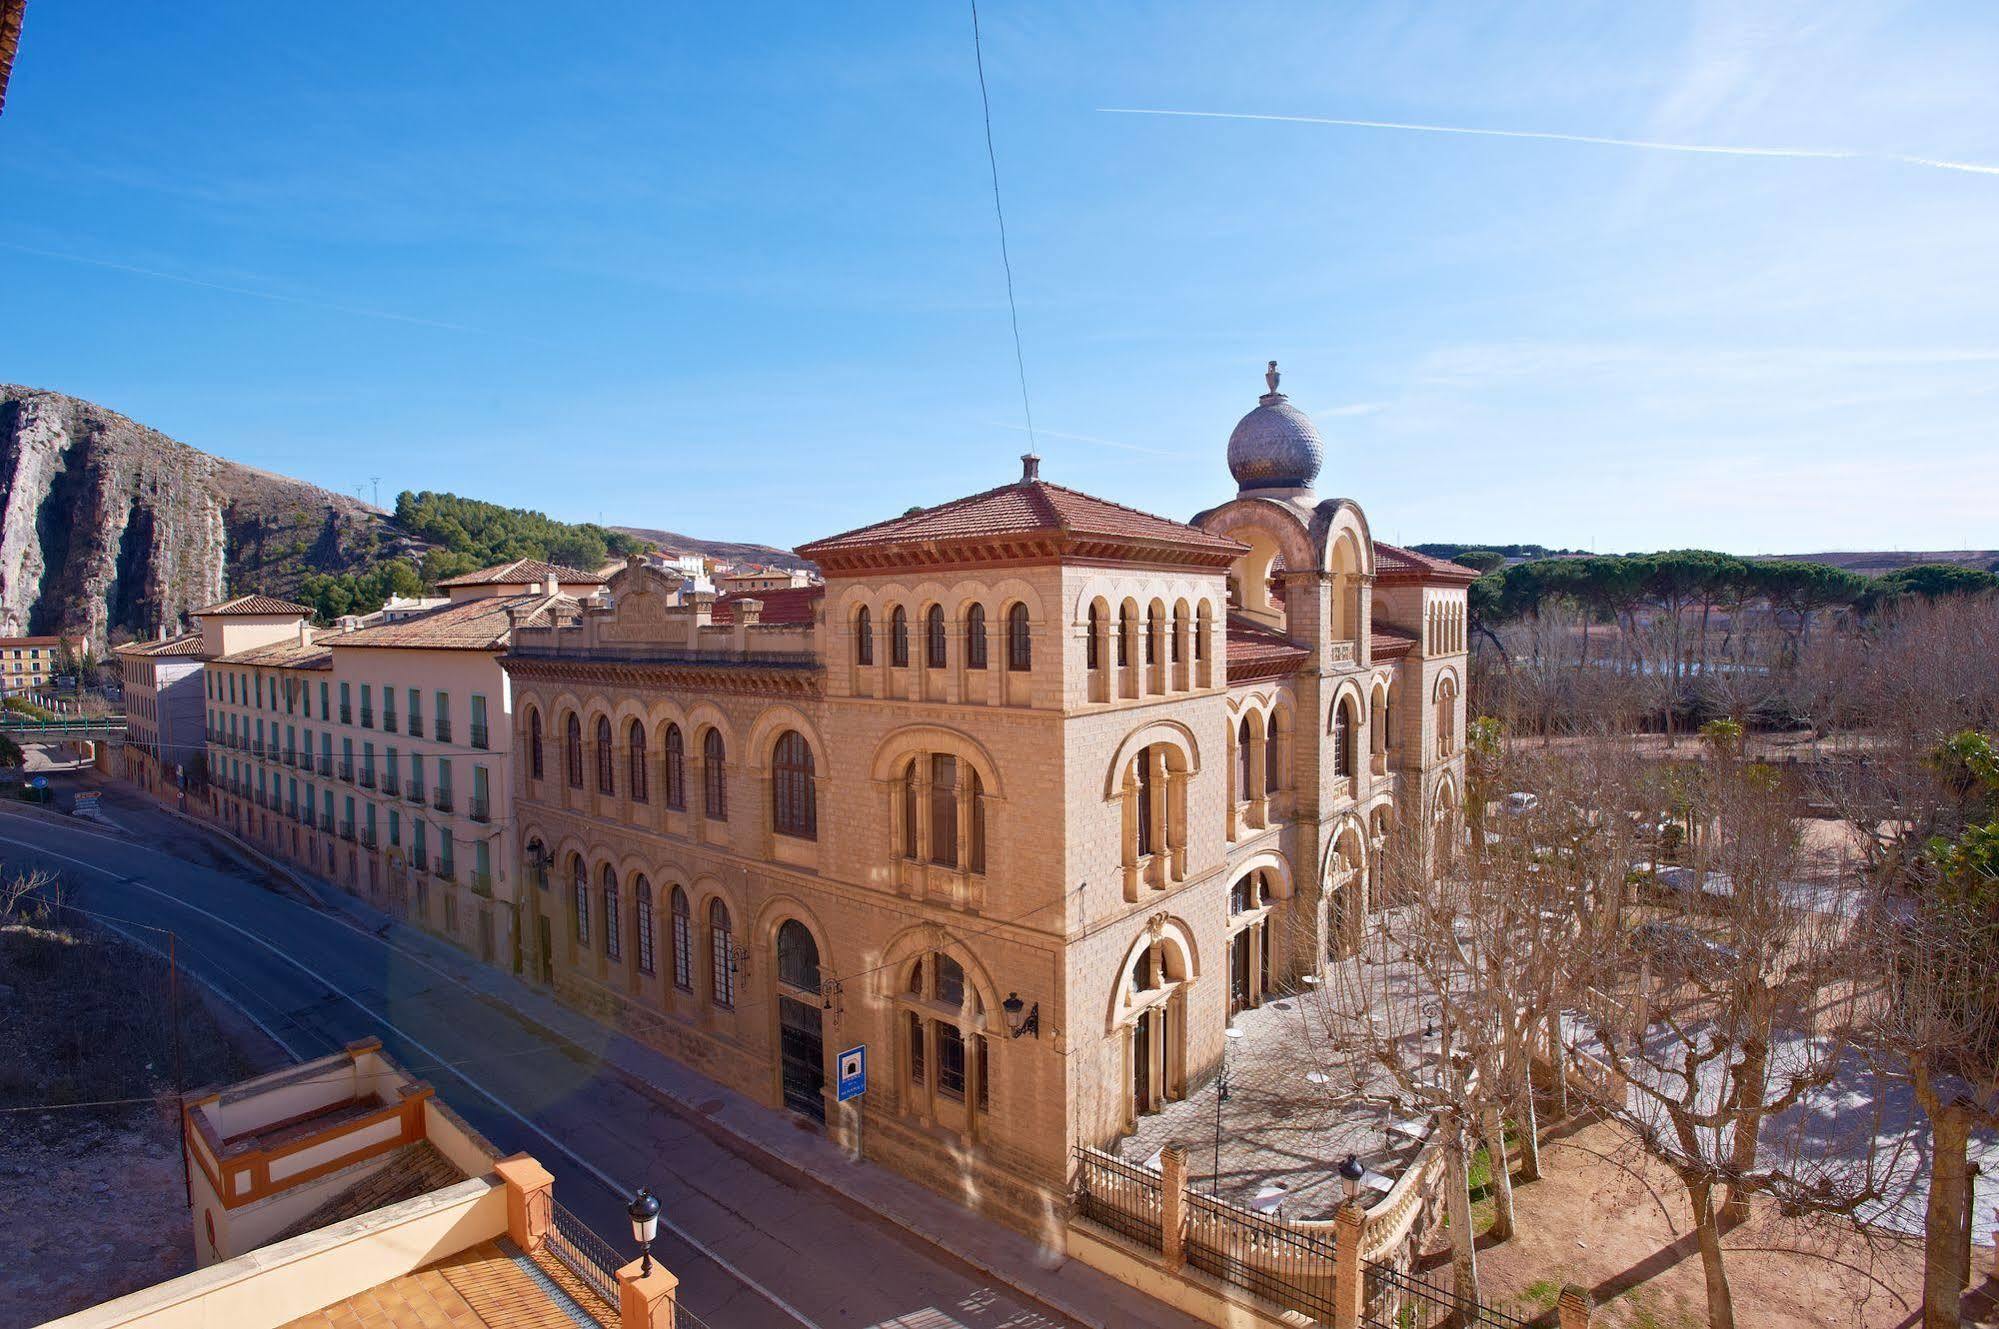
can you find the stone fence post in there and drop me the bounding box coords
[1558,1283,1595,1328]
[493,1154,554,1254]
[1160,1145,1187,1269]
[619,1257,679,1329]
[1332,1202,1364,1329]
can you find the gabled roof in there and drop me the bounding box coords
[1225,614,1311,684]
[195,594,314,617]
[1373,542,1480,586]
[433,558,605,588]
[216,632,334,670]
[798,476,1247,571]
[711,585,823,626]
[114,632,208,658]
[334,592,577,650]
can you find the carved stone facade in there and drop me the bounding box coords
[501,370,1473,1235]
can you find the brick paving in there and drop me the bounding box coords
[281,1239,613,1329]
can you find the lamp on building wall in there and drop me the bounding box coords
[1001,991,1040,1040]
[627,1186,660,1276]
[1339,1153,1365,1204]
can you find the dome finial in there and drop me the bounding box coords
[1227,360,1324,492]
[1265,360,1281,398]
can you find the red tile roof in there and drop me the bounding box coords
[1225,615,1311,683]
[335,592,577,650]
[798,478,1247,568]
[1369,620,1419,659]
[434,559,605,588]
[114,632,208,658]
[194,594,314,617]
[710,585,823,626]
[1373,542,1480,585]
[216,632,334,670]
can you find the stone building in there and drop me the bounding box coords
[499,365,1473,1236]
[196,563,603,967]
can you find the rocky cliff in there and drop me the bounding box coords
[0,385,405,647]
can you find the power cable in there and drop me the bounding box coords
[969,0,1037,454]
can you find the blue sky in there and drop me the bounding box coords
[3,2,1996,555]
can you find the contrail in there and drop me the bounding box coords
[1099,108,1999,177]
[0,240,482,332]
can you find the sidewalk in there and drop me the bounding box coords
[88,778,1211,1329]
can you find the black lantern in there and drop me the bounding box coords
[1001,991,1039,1040]
[627,1186,660,1276]
[1339,1153,1365,1203]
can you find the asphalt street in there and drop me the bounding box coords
[0,798,1082,1329]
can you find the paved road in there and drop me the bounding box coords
[0,797,1082,1329]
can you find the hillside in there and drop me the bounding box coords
[0,385,412,646]
[611,525,814,573]
[1414,541,1998,575]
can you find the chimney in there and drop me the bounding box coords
[545,574,559,597]
[1020,453,1041,483]
[736,597,764,626]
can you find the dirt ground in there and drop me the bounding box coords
[1462,1114,1999,1329]
[0,908,286,1328]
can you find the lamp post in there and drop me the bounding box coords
[627,1186,660,1277]
[1340,1152,1365,1205]
[1001,991,1040,1039]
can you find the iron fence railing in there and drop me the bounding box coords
[1072,1145,1163,1252]
[1185,1188,1340,1324]
[1364,1258,1534,1329]
[546,1200,623,1308]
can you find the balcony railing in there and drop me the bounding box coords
[384,711,397,733]
[318,755,333,776]
[469,871,494,897]
[407,716,423,738]
[285,800,298,820]
[432,790,454,814]
[407,785,426,805]
[340,705,352,724]
[361,829,378,849]
[339,762,355,783]
[382,775,401,796]
[434,857,455,882]
[470,796,490,823]
[434,719,453,743]
[470,722,489,750]
[359,708,374,728]
[340,821,356,842]
[360,769,376,789]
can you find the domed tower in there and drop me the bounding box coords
[1227,361,1324,499]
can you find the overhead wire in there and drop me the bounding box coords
[968,0,1037,454]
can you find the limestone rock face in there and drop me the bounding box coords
[0,386,402,647]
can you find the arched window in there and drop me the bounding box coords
[1116,604,1132,667]
[1436,677,1459,757]
[1172,603,1188,664]
[929,754,958,868]
[777,919,820,992]
[571,855,589,944]
[628,720,648,803]
[901,759,920,859]
[663,724,686,809]
[1195,601,1211,662]
[1086,603,1102,671]
[1145,604,1161,666]
[702,729,727,820]
[903,951,986,1110]
[965,604,988,669]
[527,708,543,780]
[968,769,987,875]
[1135,749,1155,858]
[854,607,874,665]
[890,606,910,668]
[772,730,816,839]
[1332,699,1353,779]
[1006,603,1031,671]
[709,899,735,1008]
[565,714,583,788]
[634,876,654,974]
[601,865,621,960]
[1237,716,1254,799]
[595,716,614,795]
[670,886,692,990]
[1265,710,1282,793]
[925,605,947,669]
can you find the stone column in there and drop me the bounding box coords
[1332,1201,1365,1329]
[493,1154,553,1254]
[618,1256,679,1329]
[1160,1145,1187,1270]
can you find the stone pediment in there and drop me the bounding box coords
[600,557,686,643]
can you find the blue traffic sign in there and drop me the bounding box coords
[836,1044,867,1102]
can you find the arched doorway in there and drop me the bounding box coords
[1115,926,1195,1127]
[1226,870,1275,1017]
[775,920,826,1123]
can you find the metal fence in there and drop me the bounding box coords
[1072,1146,1163,1252]
[1363,1258,1533,1329]
[1185,1189,1341,1324]
[546,1200,624,1309]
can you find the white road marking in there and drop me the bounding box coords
[0,827,824,1329]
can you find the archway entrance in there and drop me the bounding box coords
[776,920,826,1123]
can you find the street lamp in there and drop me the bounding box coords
[1339,1153,1365,1204]
[627,1186,660,1276]
[1001,991,1040,1040]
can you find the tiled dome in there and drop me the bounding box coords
[1226,361,1323,492]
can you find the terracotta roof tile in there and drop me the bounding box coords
[434,559,605,588]
[115,632,208,658]
[216,631,334,670]
[798,478,1247,564]
[194,594,315,617]
[710,585,823,625]
[1373,542,1479,585]
[1370,619,1419,659]
[1225,614,1311,683]
[269,1141,464,1245]
[336,592,577,650]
